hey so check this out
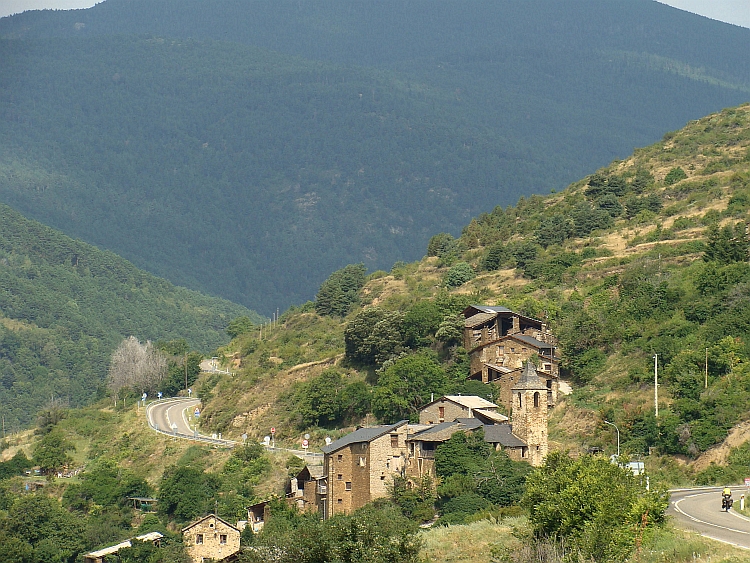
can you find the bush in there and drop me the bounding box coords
[664,167,687,185]
[443,262,475,288]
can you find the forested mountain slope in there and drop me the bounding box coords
[0,203,258,429]
[1,1,749,313]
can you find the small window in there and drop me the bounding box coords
[391,434,399,448]
[345,482,352,491]
[438,406,445,420]
[337,498,343,504]
[337,474,343,480]
[337,454,343,461]
[196,534,204,545]
[534,392,540,408]
[380,475,386,480]
[518,393,522,408]
[220,534,227,545]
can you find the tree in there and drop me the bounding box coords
[535,215,574,248]
[315,264,367,317]
[371,352,450,422]
[107,336,168,399]
[226,316,254,339]
[522,452,668,562]
[703,222,749,264]
[443,262,475,288]
[427,232,456,257]
[158,465,220,523]
[32,430,75,474]
[402,301,442,347]
[344,308,405,366]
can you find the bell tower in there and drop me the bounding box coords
[511,362,548,466]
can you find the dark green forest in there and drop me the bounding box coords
[1,1,749,313]
[0,203,258,429]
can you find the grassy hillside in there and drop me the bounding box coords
[0,202,260,429]
[188,104,750,481]
[1,1,749,313]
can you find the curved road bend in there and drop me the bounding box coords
[669,487,750,549]
[147,398,202,436]
[145,398,323,461]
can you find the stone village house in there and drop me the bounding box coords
[463,305,560,412]
[182,514,241,563]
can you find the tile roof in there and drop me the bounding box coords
[443,395,498,409]
[321,421,408,454]
[483,424,527,448]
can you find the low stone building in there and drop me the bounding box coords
[320,421,409,518]
[287,464,326,514]
[182,514,241,563]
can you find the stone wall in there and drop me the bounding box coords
[368,426,409,499]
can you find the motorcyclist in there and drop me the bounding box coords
[722,487,733,510]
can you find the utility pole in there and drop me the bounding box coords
[654,353,659,418]
[185,352,188,392]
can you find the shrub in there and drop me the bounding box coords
[443,262,475,288]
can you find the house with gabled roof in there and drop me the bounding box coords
[463,305,560,411]
[182,514,240,563]
[320,421,409,518]
[419,395,509,425]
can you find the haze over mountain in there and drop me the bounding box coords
[1,0,749,314]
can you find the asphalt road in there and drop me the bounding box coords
[669,487,750,549]
[147,397,202,436]
[144,397,323,460]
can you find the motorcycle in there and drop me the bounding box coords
[722,495,734,511]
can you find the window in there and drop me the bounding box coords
[337,474,343,480]
[337,454,343,461]
[391,434,399,448]
[196,534,204,545]
[337,498,343,504]
[220,534,227,545]
[534,392,540,408]
[438,406,445,420]
[345,482,352,491]
[518,393,522,408]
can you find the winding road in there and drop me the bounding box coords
[669,487,750,549]
[145,397,323,461]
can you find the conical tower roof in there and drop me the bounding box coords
[511,362,548,391]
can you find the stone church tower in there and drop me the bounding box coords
[511,362,549,466]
